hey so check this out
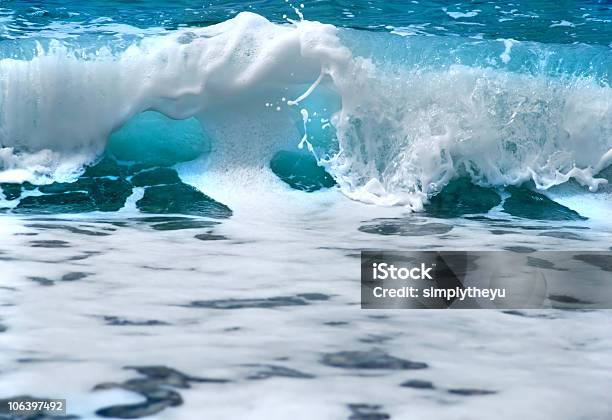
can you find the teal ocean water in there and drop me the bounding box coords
[0,1,611,419]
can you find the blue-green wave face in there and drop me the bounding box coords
[0,0,610,217]
[107,112,210,167]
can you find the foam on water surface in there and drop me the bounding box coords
[1,197,611,419]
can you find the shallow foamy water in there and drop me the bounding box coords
[1,191,611,420]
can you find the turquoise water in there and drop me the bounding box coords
[2,0,611,44]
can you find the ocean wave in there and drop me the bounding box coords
[0,12,610,210]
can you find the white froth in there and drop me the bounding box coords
[499,38,515,63]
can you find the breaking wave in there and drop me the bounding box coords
[0,12,611,210]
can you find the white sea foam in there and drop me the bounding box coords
[443,8,481,19]
[499,38,515,63]
[550,20,575,28]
